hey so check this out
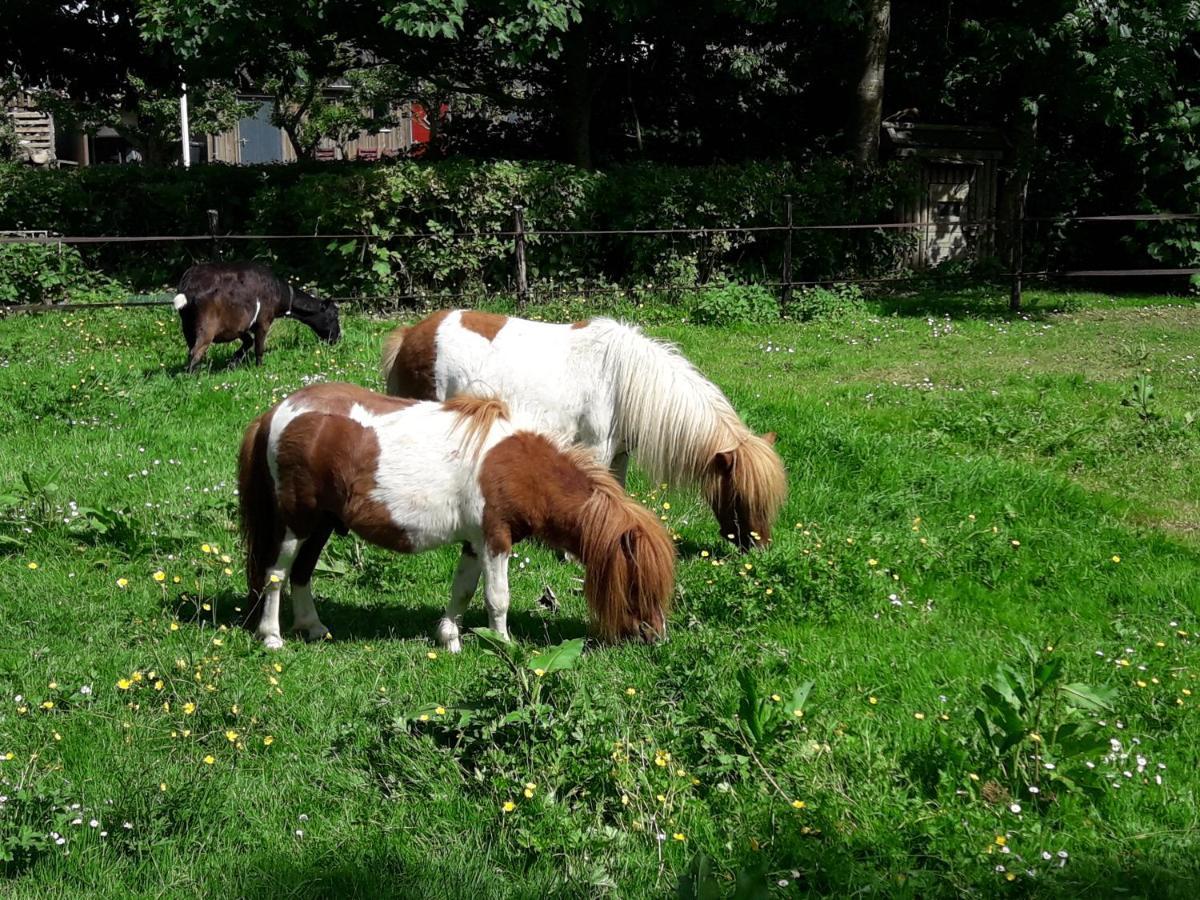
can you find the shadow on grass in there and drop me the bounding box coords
[163,588,587,647]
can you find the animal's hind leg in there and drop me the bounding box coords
[230,333,254,366]
[253,325,270,366]
[258,530,301,649]
[437,544,482,653]
[288,518,335,641]
[186,329,214,373]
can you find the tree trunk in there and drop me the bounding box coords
[560,20,593,169]
[850,0,891,167]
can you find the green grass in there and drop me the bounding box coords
[1,288,1199,897]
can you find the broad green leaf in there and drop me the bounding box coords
[527,637,584,674]
[1060,682,1116,712]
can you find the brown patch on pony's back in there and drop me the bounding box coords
[571,320,591,329]
[445,395,509,458]
[460,311,508,341]
[287,381,417,418]
[271,407,414,555]
[381,310,450,398]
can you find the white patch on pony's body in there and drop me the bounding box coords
[430,314,748,484]
[265,397,312,485]
[435,311,620,460]
[348,400,510,552]
[172,293,188,311]
[248,299,261,328]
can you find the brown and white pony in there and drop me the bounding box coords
[175,261,340,372]
[380,311,787,550]
[237,382,674,650]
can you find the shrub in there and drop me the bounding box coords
[792,282,868,321]
[688,281,779,325]
[0,243,121,305]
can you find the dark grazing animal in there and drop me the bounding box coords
[173,262,340,372]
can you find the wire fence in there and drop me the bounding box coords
[2,209,1197,315]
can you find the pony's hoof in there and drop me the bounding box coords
[261,635,284,650]
[303,624,329,642]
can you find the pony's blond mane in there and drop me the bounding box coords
[593,319,787,526]
[445,395,509,458]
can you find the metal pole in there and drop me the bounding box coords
[1010,189,1024,312]
[180,84,191,168]
[207,209,219,259]
[513,204,529,309]
[781,193,794,311]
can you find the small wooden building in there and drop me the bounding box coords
[207,97,417,164]
[883,120,1009,269]
[4,92,57,164]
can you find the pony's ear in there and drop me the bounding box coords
[712,450,736,474]
[761,432,778,446]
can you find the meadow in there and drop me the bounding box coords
[1,288,1198,897]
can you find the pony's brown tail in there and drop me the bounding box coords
[380,326,409,396]
[578,478,676,642]
[237,413,281,630]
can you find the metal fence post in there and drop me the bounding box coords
[1009,193,1024,312]
[207,209,220,259]
[781,194,794,311]
[513,204,529,309]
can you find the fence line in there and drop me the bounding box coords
[1,210,1197,246]
[5,266,1198,317]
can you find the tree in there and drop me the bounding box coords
[849,0,890,167]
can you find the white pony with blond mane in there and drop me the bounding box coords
[380,310,787,549]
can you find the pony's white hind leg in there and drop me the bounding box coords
[481,549,512,642]
[288,520,335,641]
[259,531,300,650]
[437,545,482,652]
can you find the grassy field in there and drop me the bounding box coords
[1,288,1198,897]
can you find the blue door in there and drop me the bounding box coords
[238,101,284,163]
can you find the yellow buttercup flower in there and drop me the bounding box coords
[502,801,516,813]
[26,562,38,570]
[152,571,166,582]
[791,800,806,809]
[203,755,215,765]
[673,833,686,842]
[225,730,238,742]
[117,679,131,690]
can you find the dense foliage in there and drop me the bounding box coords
[0,158,917,296]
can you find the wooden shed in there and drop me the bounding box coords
[208,96,416,164]
[883,120,1009,269]
[4,92,56,164]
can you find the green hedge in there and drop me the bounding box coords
[0,159,918,297]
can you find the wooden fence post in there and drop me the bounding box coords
[207,209,220,259]
[781,194,794,311]
[1009,192,1024,312]
[513,204,529,309]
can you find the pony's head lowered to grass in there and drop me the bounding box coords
[702,430,787,550]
